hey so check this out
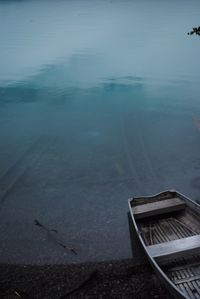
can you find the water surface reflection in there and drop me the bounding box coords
[0,0,200,264]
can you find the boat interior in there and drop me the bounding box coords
[131,192,200,298]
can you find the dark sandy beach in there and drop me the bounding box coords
[0,259,172,299]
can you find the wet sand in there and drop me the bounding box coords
[0,259,172,299]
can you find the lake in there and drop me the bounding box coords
[0,0,200,264]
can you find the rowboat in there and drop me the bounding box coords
[128,190,200,299]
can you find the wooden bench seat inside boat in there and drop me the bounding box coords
[147,235,200,262]
[133,198,186,219]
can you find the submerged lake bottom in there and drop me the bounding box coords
[1,85,200,264]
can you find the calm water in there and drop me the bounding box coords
[0,0,200,264]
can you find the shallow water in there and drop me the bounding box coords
[0,0,200,264]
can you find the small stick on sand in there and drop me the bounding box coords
[14,289,33,299]
[14,291,22,298]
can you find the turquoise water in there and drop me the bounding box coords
[0,0,200,264]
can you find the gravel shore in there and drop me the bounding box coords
[0,259,172,299]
